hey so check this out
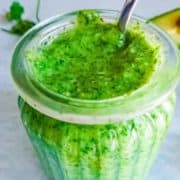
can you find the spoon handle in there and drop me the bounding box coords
[118,0,138,31]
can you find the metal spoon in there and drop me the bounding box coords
[118,0,138,31]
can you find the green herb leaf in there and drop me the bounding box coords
[2,0,41,36]
[1,20,35,36]
[11,19,35,35]
[6,1,24,21]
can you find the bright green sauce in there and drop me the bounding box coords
[26,10,160,100]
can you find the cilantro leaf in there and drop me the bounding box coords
[11,20,35,35]
[1,20,35,36]
[1,0,41,36]
[6,1,24,21]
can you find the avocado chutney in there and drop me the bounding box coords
[26,10,160,100]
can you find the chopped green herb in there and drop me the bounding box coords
[11,19,35,35]
[5,1,24,21]
[1,19,35,36]
[1,0,41,36]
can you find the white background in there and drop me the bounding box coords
[0,0,180,179]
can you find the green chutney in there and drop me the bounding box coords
[26,10,160,100]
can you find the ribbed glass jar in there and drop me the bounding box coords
[11,9,179,180]
[19,94,175,180]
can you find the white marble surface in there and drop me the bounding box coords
[0,0,180,179]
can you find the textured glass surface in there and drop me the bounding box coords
[18,93,176,180]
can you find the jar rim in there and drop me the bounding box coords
[11,9,179,124]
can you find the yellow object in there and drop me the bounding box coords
[149,8,180,48]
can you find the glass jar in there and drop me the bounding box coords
[11,10,179,180]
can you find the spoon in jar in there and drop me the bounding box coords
[118,0,139,31]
